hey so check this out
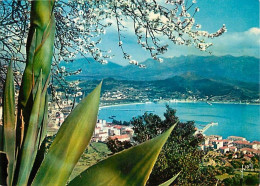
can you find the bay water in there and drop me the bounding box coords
[99,102,260,141]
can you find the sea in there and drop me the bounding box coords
[98,102,260,142]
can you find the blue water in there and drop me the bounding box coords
[99,102,260,141]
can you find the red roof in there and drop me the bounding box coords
[252,141,260,144]
[110,134,130,140]
[113,125,122,129]
[240,148,260,154]
[228,136,245,139]
[233,141,249,145]
[229,146,237,149]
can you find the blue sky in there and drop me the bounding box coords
[100,0,259,65]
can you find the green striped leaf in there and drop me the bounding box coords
[159,172,180,186]
[28,93,49,185]
[39,93,48,146]
[3,63,16,186]
[68,124,176,186]
[32,82,102,186]
[16,72,43,186]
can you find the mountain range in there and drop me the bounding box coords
[61,55,259,102]
[62,55,259,83]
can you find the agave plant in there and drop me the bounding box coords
[0,1,178,186]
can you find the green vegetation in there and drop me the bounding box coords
[221,173,259,186]
[131,106,216,185]
[107,138,133,154]
[107,106,217,185]
[203,151,260,185]
[68,125,176,186]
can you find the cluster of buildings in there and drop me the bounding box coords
[91,119,134,142]
[199,135,260,156]
[102,90,128,101]
[101,87,151,104]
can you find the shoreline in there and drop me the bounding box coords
[99,99,260,109]
[99,102,145,109]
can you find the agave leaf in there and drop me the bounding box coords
[28,93,49,185]
[39,93,48,146]
[38,74,50,146]
[68,124,176,186]
[0,152,8,185]
[16,72,43,186]
[159,172,180,186]
[3,62,16,186]
[32,82,102,186]
[28,137,47,185]
[17,1,55,151]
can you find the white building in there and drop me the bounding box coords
[233,141,257,150]
[252,141,260,150]
[219,146,229,154]
[98,132,109,142]
[212,140,224,150]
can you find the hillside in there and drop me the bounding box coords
[80,75,259,103]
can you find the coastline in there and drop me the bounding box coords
[99,99,260,109]
[99,102,146,109]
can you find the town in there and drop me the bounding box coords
[46,99,260,159]
[92,119,260,157]
[49,102,260,158]
[0,88,259,159]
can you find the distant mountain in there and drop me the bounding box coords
[120,55,259,83]
[63,55,259,83]
[152,76,258,99]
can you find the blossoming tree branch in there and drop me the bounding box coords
[0,0,226,89]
